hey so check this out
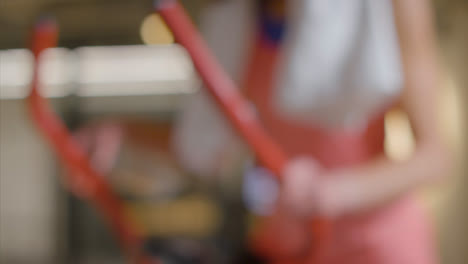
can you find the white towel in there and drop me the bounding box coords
[274,0,403,129]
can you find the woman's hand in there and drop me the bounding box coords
[282,157,361,218]
[282,157,320,216]
[282,157,354,218]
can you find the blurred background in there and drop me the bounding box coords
[0,0,466,263]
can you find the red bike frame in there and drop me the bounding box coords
[28,1,330,263]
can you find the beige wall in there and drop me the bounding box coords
[0,99,58,263]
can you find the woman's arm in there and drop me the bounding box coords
[283,0,452,218]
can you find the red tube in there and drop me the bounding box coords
[157,1,287,178]
[27,19,153,264]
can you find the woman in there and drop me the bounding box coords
[173,0,451,263]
